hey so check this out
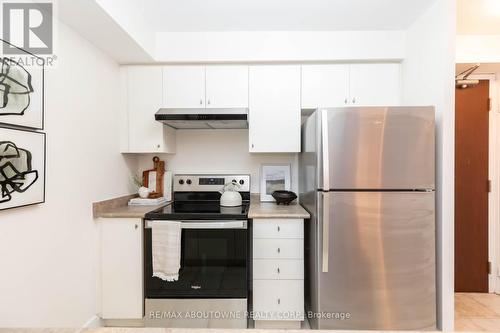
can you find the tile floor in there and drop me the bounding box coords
[456,292,500,331]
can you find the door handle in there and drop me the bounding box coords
[321,110,330,190]
[322,192,329,273]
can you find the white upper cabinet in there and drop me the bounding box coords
[163,66,206,108]
[301,63,401,109]
[349,63,401,106]
[249,65,301,153]
[125,66,176,153]
[205,66,249,109]
[301,64,350,109]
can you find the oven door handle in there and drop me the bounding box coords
[145,220,247,229]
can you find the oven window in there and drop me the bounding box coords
[145,228,248,298]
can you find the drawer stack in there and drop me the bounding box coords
[252,218,304,329]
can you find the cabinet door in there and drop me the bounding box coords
[206,66,248,109]
[253,219,304,239]
[127,67,174,153]
[163,66,205,108]
[253,239,304,259]
[101,218,143,319]
[349,63,401,106]
[301,65,350,109]
[253,280,304,320]
[249,66,301,152]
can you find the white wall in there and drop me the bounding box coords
[136,130,298,194]
[154,31,406,63]
[0,22,136,326]
[456,35,500,64]
[94,0,156,57]
[57,0,154,63]
[401,0,456,330]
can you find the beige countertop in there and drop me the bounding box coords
[248,194,310,219]
[0,329,429,333]
[93,194,170,219]
[94,194,309,219]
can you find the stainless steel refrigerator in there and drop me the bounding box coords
[299,107,436,330]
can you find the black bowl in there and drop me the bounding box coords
[272,190,298,205]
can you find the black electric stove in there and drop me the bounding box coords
[145,191,250,220]
[144,174,251,306]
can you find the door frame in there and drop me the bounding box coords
[463,74,498,293]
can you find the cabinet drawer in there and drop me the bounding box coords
[253,280,304,320]
[253,259,304,280]
[253,239,303,259]
[253,219,303,239]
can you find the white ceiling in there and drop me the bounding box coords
[458,0,500,34]
[145,0,436,32]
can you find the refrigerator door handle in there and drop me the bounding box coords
[322,192,329,273]
[321,110,330,190]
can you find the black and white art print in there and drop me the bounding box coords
[0,127,45,211]
[0,40,44,129]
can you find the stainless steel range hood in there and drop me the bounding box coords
[155,108,248,129]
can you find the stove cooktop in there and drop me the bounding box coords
[145,200,250,220]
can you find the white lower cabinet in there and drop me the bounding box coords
[100,218,143,320]
[253,259,304,280]
[253,280,304,320]
[252,219,304,328]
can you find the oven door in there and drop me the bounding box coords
[144,220,248,299]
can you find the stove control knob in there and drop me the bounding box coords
[239,179,245,185]
[232,179,237,184]
[186,179,192,185]
[179,179,184,185]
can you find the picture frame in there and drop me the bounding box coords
[0,39,45,130]
[0,127,46,211]
[260,164,291,202]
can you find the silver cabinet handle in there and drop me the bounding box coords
[277,267,280,274]
[352,97,356,104]
[344,98,348,104]
[277,298,280,305]
[277,226,280,232]
[135,224,138,230]
[321,110,330,190]
[322,192,330,273]
[251,144,254,149]
[277,248,280,253]
[208,99,211,105]
[157,144,160,149]
[200,99,203,105]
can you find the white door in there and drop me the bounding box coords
[349,63,401,106]
[101,218,143,319]
[163,66,206,108]
[127,67,172,153]
[249,65,301,153]
[206,66,248,109]
[301,65,350,109]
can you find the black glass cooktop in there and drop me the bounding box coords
[145,200,250,220]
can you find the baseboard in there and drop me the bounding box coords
[83,315,104,328]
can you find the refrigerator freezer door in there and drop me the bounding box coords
[315,191,436,330]
[318,107,435,190]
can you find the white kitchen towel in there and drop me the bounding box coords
[151,221,182,282]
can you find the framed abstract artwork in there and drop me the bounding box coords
[0,127,46,211]
[260,164,291,202]
[0,39,44,129]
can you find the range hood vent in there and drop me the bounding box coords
[155,108,248,129]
